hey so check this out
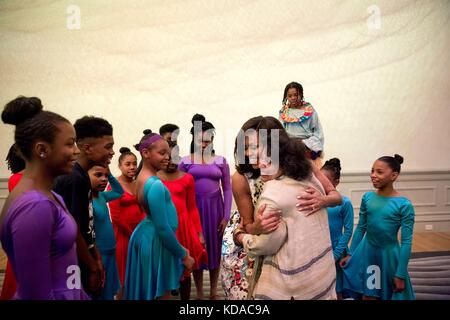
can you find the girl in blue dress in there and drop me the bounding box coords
[124,131,194,300]
[321,158,354,300]
[340,154,415,300]
[89,165,123,300]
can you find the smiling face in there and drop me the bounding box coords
[119,154,138,179]
[89,165,109,192]
[244,131,278,177]
[244,130,277,172]
[82,135,115,167]
[44,121,80,176]
[143,139,170,171]
[370,160,399,190]
[244,132,260,169]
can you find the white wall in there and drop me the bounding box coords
[3,170,450,232]
[1,0,450,178]
[338,170,450,232]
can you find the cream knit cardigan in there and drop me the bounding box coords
[242,174,337,300]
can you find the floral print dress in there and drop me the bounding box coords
[220,176,264,300]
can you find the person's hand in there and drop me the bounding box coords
[232,219,246,246]
[296,187,325,216]
[182,253,195,271]
[97,259,106,288]
[236,233,246,245]
[218,219,228,235]
[198,232,206,247]
[339,255,351,268]
[393,277,405,293]
[88,267,101,292]
[115,287,124,300]
[252,204,281,234]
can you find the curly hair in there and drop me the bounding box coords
[279,136,312,181]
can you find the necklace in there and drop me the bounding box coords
[280,103,313,123]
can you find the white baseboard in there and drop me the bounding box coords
[2,170,450,232]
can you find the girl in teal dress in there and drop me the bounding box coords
[89,165,123,300]
[321,158,354,300]
[340,154,415,300]
[124,131,194,300]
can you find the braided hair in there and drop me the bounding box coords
[5,143,25,174]
[282,82,304,105]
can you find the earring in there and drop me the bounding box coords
[40,153,45,158]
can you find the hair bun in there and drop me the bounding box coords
[394,154,404,165]
[191,113,205,125]
[133,143,140,151]
[324,158,341,170]
[119,147,131,154]
[143,129,152,135]
[328,158,341,169]
[2,96,43,126]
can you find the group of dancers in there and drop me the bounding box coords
[0,82,415,300]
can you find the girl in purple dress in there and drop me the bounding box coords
[179,114,232,300]
[0,96,89,300]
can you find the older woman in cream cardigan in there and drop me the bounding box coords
[235,136,336,300]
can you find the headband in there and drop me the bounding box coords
[139,134,163,152]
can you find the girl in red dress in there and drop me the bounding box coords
[158,141,208,300]
[108,147,145,286]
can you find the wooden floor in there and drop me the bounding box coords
[1,232,450,299]
[410,232,450,253]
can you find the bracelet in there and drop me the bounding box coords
[233,227,246,246]
[232,226,245,238]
